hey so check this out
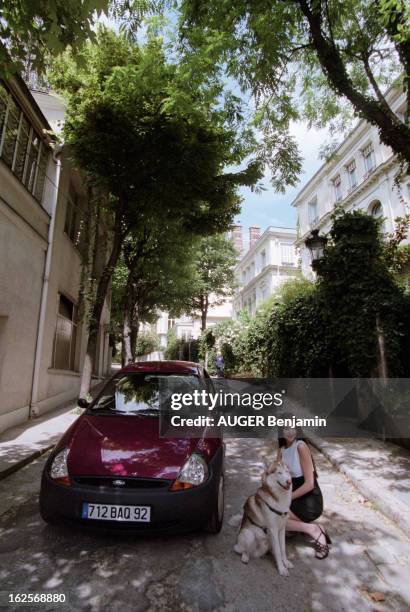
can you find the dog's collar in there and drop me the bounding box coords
[262,498,288,517]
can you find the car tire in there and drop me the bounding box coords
[205,474,224,534]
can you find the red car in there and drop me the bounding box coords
[39,361,224,533]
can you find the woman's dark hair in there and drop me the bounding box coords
[277,414,305,447]
[277,414,318,477]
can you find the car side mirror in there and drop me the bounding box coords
[77,398,89,409]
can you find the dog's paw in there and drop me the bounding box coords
[241,553,250,564]
[284,559,294,569]
[278,566,290,577]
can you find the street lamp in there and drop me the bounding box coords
[305,229,327,271]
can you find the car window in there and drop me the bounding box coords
[90,372,203,415]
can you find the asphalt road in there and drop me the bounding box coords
[0,438,410,612]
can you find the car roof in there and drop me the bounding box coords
[119,360,202,375]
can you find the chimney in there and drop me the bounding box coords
[231,225,243,255]
[249,226,261,249]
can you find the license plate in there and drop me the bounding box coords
[82,503,151,522]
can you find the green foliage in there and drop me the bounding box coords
[199,214,410,379]
[317,210,410,377]
[179,0,410,173]
[187,233,238,328]
[135,330,160,356]
[0,1,163,77]
[49,29,262,236]
[164,329,182,360]
[0,0,109,77]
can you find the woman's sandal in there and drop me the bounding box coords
[313,525,332,559]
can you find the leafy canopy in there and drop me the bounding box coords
[178,0,410,180]
[48,28,263,234]
[187,233,238,319]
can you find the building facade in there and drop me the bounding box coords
[152,300,233,347]
[233,226,299,316]
[293,87,410,277]
[0,78,111,434]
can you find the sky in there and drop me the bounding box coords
[236,121,328,234]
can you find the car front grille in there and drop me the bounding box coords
[73,476,171,489]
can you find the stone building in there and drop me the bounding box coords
[292,86,410,277]
[233,226,299,316]
[0,77,111,434]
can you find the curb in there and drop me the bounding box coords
[0,444,55,481]
[310,435,410,537]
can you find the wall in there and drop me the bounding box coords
[0,161,49,431]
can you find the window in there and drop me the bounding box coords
[370,201,383,219]
[52,294,78,371]
[346,159,357,190]
[91,372,203,415]
[0,83,49,203]
[64,184,83,247]
[260,250,266,269]
[180,329,192,341]
[251,261,255,277]
[308,199,318,226]
[2,94,19,167]
[362,144,375,175]
[167,318,175,330]
[280,243,294,266]
[13,115,30,182]
[0,83,8,139]
[333,175,342,203]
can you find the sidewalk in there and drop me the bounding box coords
[0,379,107,480]
[310,435,410,535]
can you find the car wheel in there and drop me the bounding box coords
[205,474,224,534]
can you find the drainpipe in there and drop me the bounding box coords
[29,144,63,418]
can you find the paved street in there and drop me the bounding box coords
[1,439,410,612]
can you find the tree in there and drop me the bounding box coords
[187,234,238,331]
[179,0,410,185]
[112,221,198,365]
[49,30,262,394]
[0,0,159,77]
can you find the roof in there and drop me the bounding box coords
[120,361,201,375]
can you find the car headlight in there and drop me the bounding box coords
[49,448,70,485]
[170,453,209,491]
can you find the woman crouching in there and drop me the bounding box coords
[276,423,331,559]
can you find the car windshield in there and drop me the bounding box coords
[89,372,202,416]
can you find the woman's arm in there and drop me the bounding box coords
[292,442,315,500]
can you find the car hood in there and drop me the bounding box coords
[66,415,200,480]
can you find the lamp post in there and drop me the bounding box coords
[305,229,327,272]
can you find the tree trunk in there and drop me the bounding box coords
[201,295,209,331]
[122,306,133,366]
[79,204,125,398]
[131,316,139,362]
[298,0,410,165]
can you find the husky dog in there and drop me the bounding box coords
[234,460,293,576]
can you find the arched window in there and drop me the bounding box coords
[370,200,383,219]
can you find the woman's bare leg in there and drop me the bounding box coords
[286,512,326,546]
